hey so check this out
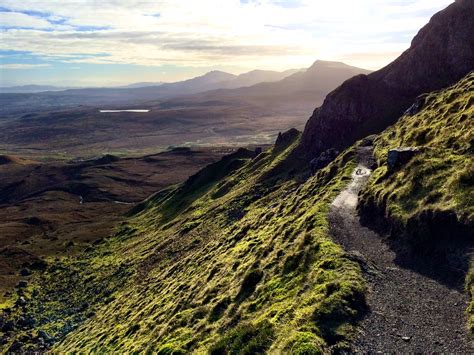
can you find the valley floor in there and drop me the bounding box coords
[329,146,472,352]
[0,148,231,307]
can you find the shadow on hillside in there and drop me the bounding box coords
[359,213,473,290]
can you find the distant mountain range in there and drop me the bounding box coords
[204,68,303,90]
[0,85,78,94]
[162,61,371,116]
[0,69,302,94]
[108,68,304,99]
[0,83,167,93]
[0,62,365,117]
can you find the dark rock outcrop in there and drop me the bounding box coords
[20,268,31,277]
[310,148,339,174]
[17,280,28,288]
[404,95,427,116]
[361,135,377,147]
[0,155,14,165]
[274,128,300,152]
[300,0,474,157]
[387,147,420,170]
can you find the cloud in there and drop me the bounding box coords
[0,10,74,31]
[0,0,455,71]
[0,11,52,29]
[1,63,51,69]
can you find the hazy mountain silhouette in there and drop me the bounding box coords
[162,60,371,116]
[119,82,164,89]
[0,85,77,94]
[0,68,300,116]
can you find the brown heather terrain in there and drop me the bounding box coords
[0,104,302,158]
[0,147,235,307]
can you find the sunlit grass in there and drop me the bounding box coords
[1,130,367,353]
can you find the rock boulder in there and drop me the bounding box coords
[387,147,420,170]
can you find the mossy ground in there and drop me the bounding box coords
[360,73,473,229]
[1,132,366,353]
[358,73,473,334]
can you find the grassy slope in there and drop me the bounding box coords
[360,72,473,232]
[358,73,473,331]
[1,133,367,353]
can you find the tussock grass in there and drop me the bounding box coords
[360,73,473,230]
[1,129,367,353]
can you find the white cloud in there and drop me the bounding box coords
[0,11,52,29]
[0,0,455,71]
[1,63,51,69]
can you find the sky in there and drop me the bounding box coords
[0,0,454,87]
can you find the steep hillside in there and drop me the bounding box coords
[1,41,472,355]
[1,3,472,352]
[2,74,471,353]
[0,132,370,353]
[301,0,474,157]
[359,73,473,250]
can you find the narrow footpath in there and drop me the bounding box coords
[329,146,472,352]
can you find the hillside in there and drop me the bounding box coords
[359,73,473,248]
[353,73,472,351]
[0,148,230,309]
[1,2,472,352]
[2,71,472,352]
[0,130,373,352]
[357,73,473,337]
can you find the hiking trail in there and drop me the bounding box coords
[328,146,472,352]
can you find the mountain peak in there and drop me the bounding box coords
[306,60,369,73]
[309,59,345,67]
[202,70,235,78]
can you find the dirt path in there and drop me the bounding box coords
[329,146,472,352]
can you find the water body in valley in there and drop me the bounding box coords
[99,109,150,113]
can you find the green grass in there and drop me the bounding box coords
[359,72,473,235]
[3,74,471,353]
[0,130,367,353]
[208,320,275,355]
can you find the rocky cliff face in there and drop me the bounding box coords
[301,0,474,157]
